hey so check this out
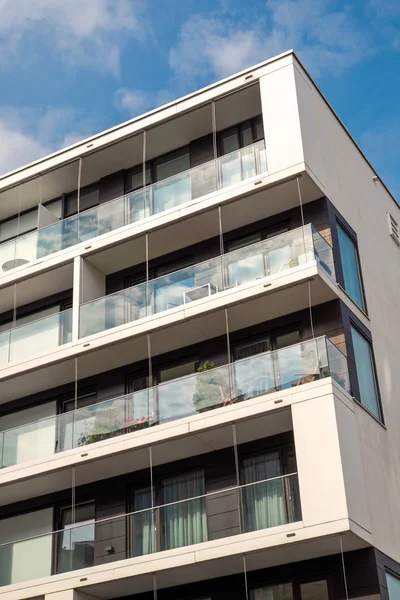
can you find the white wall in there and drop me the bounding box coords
[259,62,305,176]
[292,391,371,534]
[288,56,400,562]
[72,257,105,341]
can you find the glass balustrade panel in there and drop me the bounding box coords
[232,353,276,401]
[325,338,350,391]
[157,364,231,423]
[8,309,72,363]
[55,522,95,575]
[312,227,335,279]
[36,215,79,258]
[276,339,322,390]
[1,417,56,468]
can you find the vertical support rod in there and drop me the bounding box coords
[340,536,349,600]
[149,446,155,554]
[243,554,249,600]
[297,176,315,339]
[71,466,76,572]
[218,204,225,290]
[232,423,243,533]
[152,572,157,600]
[77,157,82,215]
[212,100,219,188]
[225,307,233,403]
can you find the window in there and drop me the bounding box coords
[132,470,207,556]
[350,325,381,419]
[300,581,330,600]
[241,449,300,532]
[218,116,264,157]
[251,583,293,600]
[387,572,400,600]
[0,209,38,242]
[65,185,99,217]
[337,223,365,310]
[56,502,95,574]
[252,581,329,600]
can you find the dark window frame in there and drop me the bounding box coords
[53,499,96,575]
[250,575,332,600]
[334,216,367,314]
[0,197,63,244]
[217,115,264,157]
[349,320,383,423]
[64,182,100,218]
[124,145,190,194]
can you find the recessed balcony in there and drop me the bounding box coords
[0,336,349,470]
[79,224,334,339]
[0,138,266,278]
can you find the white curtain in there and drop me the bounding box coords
[133,487,155,556]
[242,452,287,532]
[161,470,208,550]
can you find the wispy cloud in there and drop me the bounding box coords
[115,88,174,117]
[0,0,146,76]
[0,106,100,176]
[169,0,373,81]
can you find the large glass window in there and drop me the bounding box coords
[65,185,99,218]
[337,223,365,311]
[351,325,381,419]
[132,470,208,556]
[300,581,330,600]
[387,572,400,600]
[251,583,293,600]
[56,502,95,574]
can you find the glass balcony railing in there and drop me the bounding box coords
[0,308,72,369]
[0,336,349,469]
[79,224,335,338]
[0,141,267,276]
[0,473,299,587]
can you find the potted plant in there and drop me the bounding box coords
[77,414,159,446]
[192,361,244,413]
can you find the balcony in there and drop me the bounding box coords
[0,473,300,587]
[0,337,349,469]
[0,308,72,368]
[79,224,334,338]
[0,142,266,277]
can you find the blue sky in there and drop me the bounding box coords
[0,0,399,201]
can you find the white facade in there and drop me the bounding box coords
[0,51,398,600]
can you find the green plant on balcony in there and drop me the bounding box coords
[77,414,159,446]
[330,370,347,389]
[192,361,244,413]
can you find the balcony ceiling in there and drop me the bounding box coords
[0,408,292,506]
[0,266,338,405]
[86,175,322,276]
[0,84,262,220]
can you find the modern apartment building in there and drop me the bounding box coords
[0,49,399,600]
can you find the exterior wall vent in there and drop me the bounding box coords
[387,213,400,246]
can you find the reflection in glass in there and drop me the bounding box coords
[57,503,95,574]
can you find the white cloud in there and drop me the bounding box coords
[0,0,145,75]
[115,88,174,117]
[0,106,99,176]
[169,0,373,81]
